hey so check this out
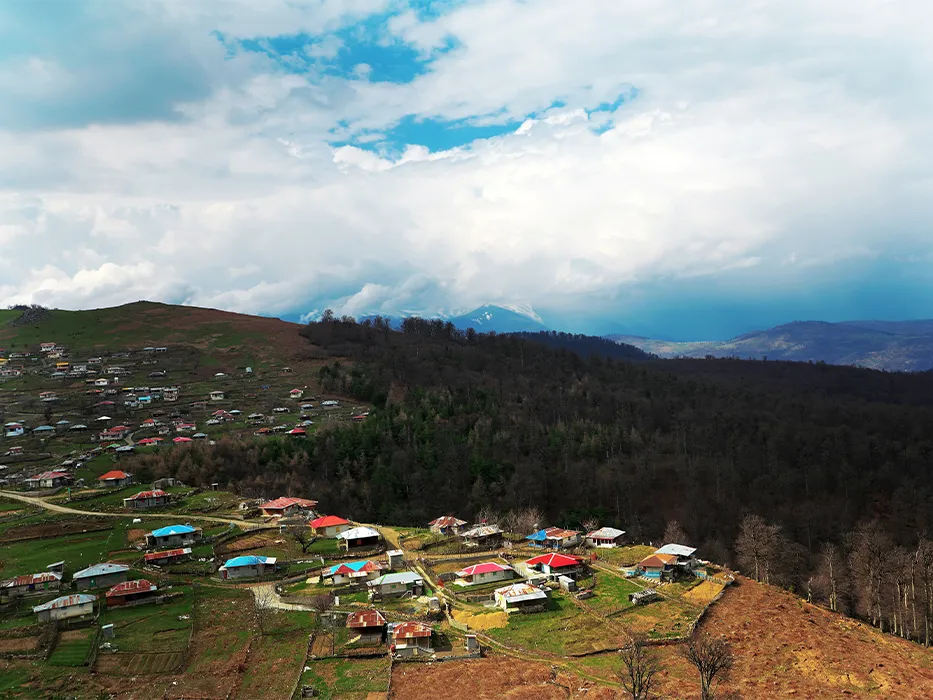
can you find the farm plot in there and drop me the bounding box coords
[98,590,193,653]
[298,656,390,700]
[94,650,186,675]
[592,545,655,568]
[485,593,625,656]
[585,573,643,617]
[0,517,111,543]
[0,636,38,654]
[614,595,700,640]
[0,529,113,578]
[236,629,311,700]
[48,628,96,667]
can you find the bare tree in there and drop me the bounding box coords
[681,633,734,700]
[288,523,316,553]
[310,593,335,615]
[252,586,280,636]
[618,636,662,700]
[734,515,781,583]
[581,516,601,535]
[663,520,690,546]
[515,506,545,535]
[847,521,892,630]
[476,506,501,527]
[813,542,848,613]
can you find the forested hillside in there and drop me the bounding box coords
[127,315,933,640]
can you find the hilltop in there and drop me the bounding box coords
[610,319,933,371]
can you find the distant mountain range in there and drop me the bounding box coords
[608,320,933,372]
[360,304,549,334]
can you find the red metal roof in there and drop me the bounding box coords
[525,553,582,568]
[310,515,349,528]
[392,621,432,639]
[26,471,69,481]
[544,527,581,540]
[347,610,387,628]
[429,515,467,528]
[126,489,167,500]
[144,548,190,562]
[261,496,319,511]
[106,579,157,597]
[2,572,61,587]
[98,470,130,481]
[458,562,510,577]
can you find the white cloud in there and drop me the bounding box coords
[1,0,933,331]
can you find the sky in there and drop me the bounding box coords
[1,0,932,340]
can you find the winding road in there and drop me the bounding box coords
[0,489,257,529]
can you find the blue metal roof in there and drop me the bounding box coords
[526,529,547,542]
[73,563,129,579]
[223,555,273,568]
[326,560,369,575]
[150,524,197,537]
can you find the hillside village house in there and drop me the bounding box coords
[289,388,304,399]
[164,387,179,402]
[73,563,129,591]
[39,342,56,353]
[1,572,62,599]
[637,553,678,580]
[389,621,433,656]
[39,391,57,402]
[209,390,225,401]
[494,582,549,613]
[106,579,158,607]
[33,594,96,622]
[524,553,587,580]
[429,515,467,535]
[346,609,387,645]
[144,547,191,566]
[97,470,133,488]
[367,572,424,599]
[24,471,71,490]
[218,555,277,580]
[585,527,626,548]
[146,524,202,549]
[310,515,352,537]
[4,423,24,438]
[324,560,387,586]
[458,525,504,548]
[259,496,319,518]
[123,489,170,510]
[98,425,130,441]
[455,562,515,587]
[655,543,699,571]
[526,527,582,550]
[337,526,382,551]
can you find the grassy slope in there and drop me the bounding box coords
[0,301,305,364]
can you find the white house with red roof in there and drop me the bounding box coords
[259,496,319,518]
[309,515,352,537]
[454,561,515,586]
[389,621,433,656]
[289,388,304,399]
[523,553,587,579]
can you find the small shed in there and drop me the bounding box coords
[346,609,387,645]
[337,527,382,551]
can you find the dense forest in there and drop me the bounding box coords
[128,315,933,642]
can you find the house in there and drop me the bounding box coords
[458,525,504,548]
[73,563,129,591]
[6,446,24,456]
[24,471,70,489]
[32,425,55,435]
[4,423,24,438]
[585,527,626,548]
[0,368,21,378]
[97,470,134,488]
[175,423,196,433]
[259,496,319,518]
[310,515,352,538]
[289,388,304,399]
[494,582,549,613]
[367,572,424,599]
[324,560,387,586]
[39,391,57,402]
[209,390,225,401]
[163,387,179,402]
[218,555,277,580]
[123,489,170,510]
[33,594,96,622]
[137,395,152,405]
[337,526,382,551]
[39,342,57,353]
[524,553,587,579]
[389,621,433,656]
[630,589,661,605]
[655,543,699,571]
[144,547,192,566]
[105,579,158,607]
[1,572,62,599]
[346,609,386,645]
[526,527,582,550]
[455,562,515,587]
[429,515,467,535]
[146,524,202,549]
[637,553,678,580]
[99,425,130,441]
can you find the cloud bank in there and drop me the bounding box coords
[1,0,932,338]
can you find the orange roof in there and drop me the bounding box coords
[106,579,156,597]
[310,515,350,528]
[98,470,130,481]
[639,553,678,568]
[347,610,386,628]
[392,621,432,639]
[261,496,318,511]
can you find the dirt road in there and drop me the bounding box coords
[0,489,256,529]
